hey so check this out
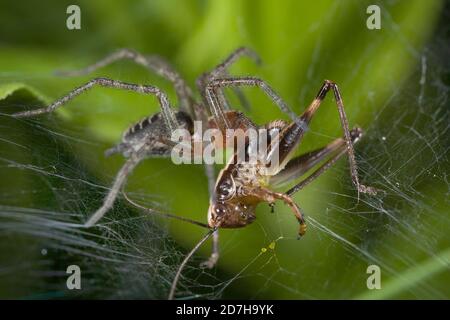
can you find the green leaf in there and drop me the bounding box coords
[0,83,49,103]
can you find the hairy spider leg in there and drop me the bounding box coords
[206,47,261,111]
[211,73,237,112]
[85,154,142,227]
[204,77,297,132]
[197,47,262,115]
[216,70,252,111]
[299,80,377,197]
[55,48,195,115]
[11,77,179,133]
[200,158,220,268]
[209,47,261,78]
[199,227,220,269]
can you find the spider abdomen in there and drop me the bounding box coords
[105,111,193,158]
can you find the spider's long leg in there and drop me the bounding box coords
[200,229,219,269]
[204,164,216,196]
[299,80,377,196]
[209,47,261,78]
[215,72,254,112]
[208,47,261,108]
[215,85,231,111]
[271,127,363,187]
[11,77,179,132]
[227,76,251,111]
[201,164,220,269]
[169,228,216,300]
[56,48,195,114]
[198,47,261,114]
[85,154,143,227]
[205,77,297,131]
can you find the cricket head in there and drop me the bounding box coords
[208,200,256,228]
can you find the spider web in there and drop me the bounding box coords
[0,4,448,300]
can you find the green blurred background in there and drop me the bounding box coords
[0,0,448,299]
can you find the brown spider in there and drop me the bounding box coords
[11,47,377,299]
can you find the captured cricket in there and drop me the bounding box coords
[11,47,377,299]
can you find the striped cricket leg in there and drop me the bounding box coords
[299,80,377,196]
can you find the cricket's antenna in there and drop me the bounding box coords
[168,228,217,300]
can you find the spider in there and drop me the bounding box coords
[11,47,377,299]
